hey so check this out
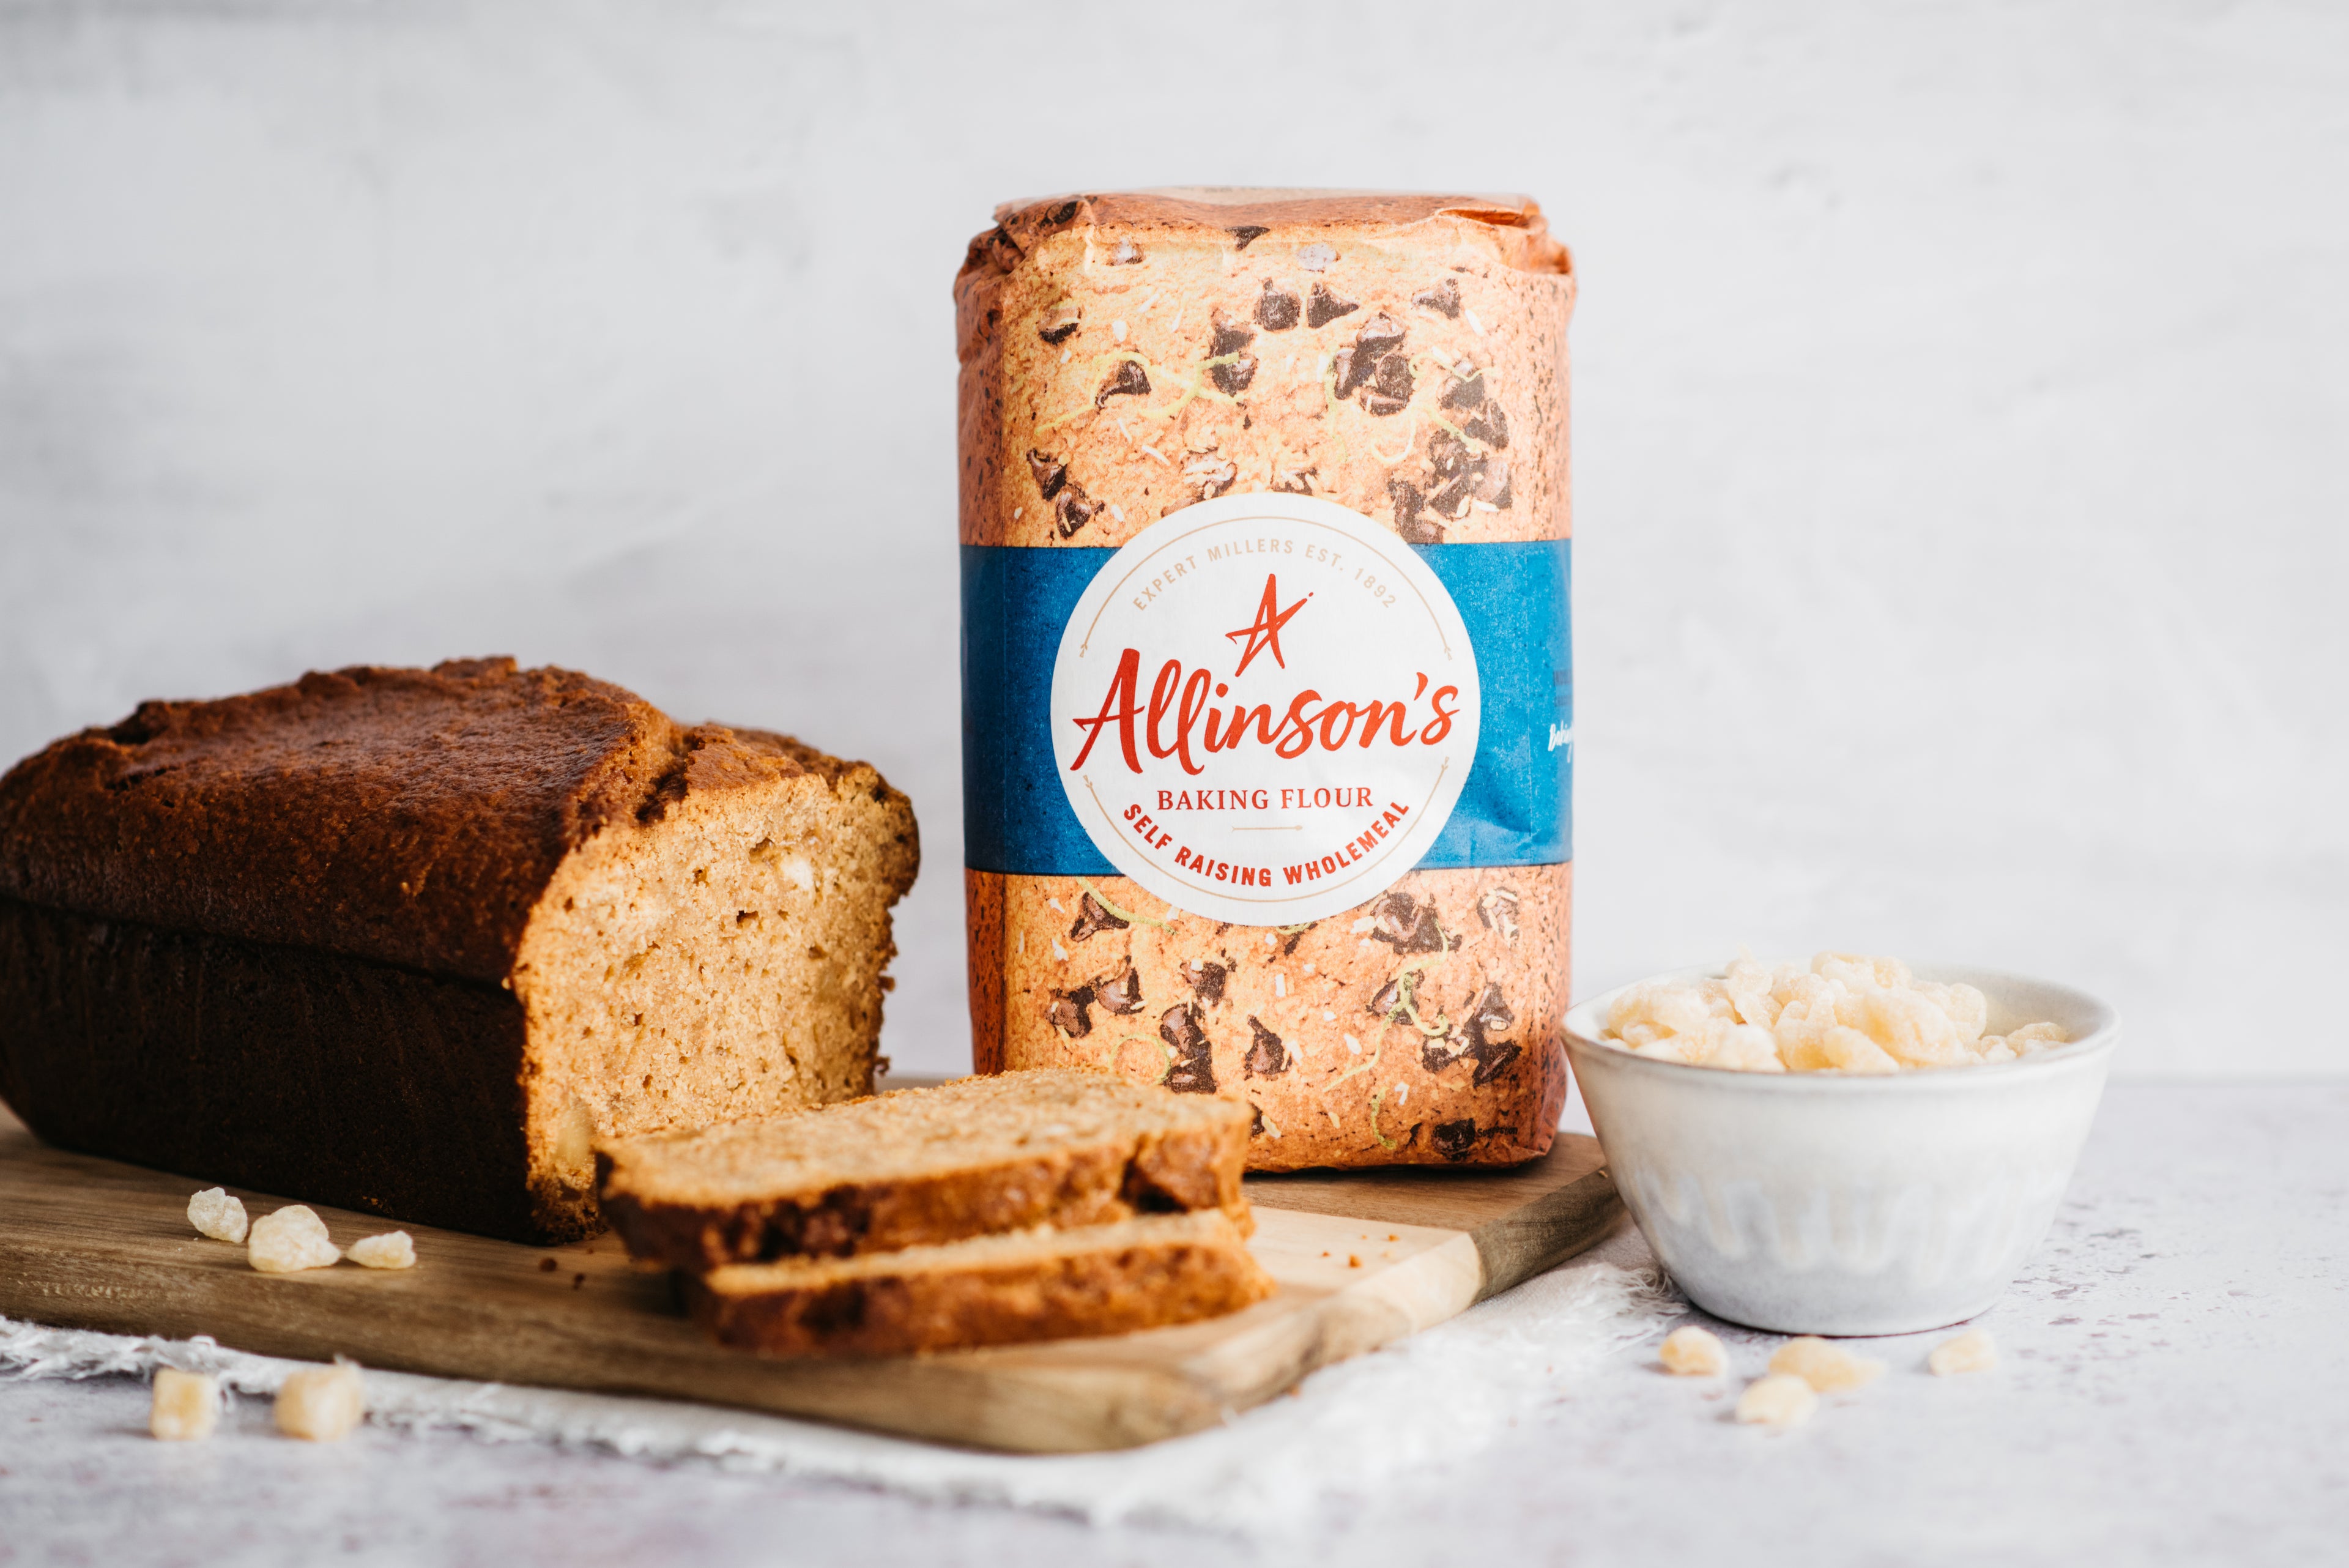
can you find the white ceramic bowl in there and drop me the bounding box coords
[1564,965,2118,1336]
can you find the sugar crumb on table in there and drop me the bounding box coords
[1768,1336,1885,1392]
[149,1370,218,1441]
[1735,1373,1819,1427]
[345,1231,415,1269]
[1931,1328,1998,1375]
[275,1362,366,1442]
[187,1188,248,1244]
[247,1205,341,1274]
[1658,1325,1727,1377]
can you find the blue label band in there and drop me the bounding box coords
[962,539,1572,878]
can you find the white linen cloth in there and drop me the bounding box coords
[0,1227,1672,1534]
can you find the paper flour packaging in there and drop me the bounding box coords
[957,190,1574,1169]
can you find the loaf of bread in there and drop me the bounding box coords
[682,1209,1272,1356]
[0,658,919,1243]
[957,190,1575,1170]
[598,1068,1250,1270]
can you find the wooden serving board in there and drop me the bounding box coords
[0,1102,1616,1454]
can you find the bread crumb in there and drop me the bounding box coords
[187,1188,248,1244]
[346,1232,415,1269]
[1735,1373,1819,1427]
[1768,1336,1885,1392]
[248,1205,341,1274]
[149,1369,218,1441]
[1659,1325,1727,1377]
[1929,1328,1998,1375]
[1347,1254,1361,1268]
[275,1362,365,1441]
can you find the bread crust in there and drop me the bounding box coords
[597,1072,1253,1270]
[0,658,862,984]
[683,1213,1274,1356]
[955,189,1573,1170]
[0,897,541,1238]
[0,658,921,1243]
[603,1151,1133,1271]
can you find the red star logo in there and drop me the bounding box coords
[1225,574,1310,677]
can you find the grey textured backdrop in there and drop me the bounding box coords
[2,1,2342,1076]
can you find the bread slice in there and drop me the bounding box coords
[0,658,918,1241]
[681,1209,1274,1355]
[596,1069,1252,1270]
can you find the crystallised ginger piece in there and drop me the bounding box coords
[1705,1022,1786,1072]
[1782,1020,1899,1075]
[248,1205,341,1274]
[1813,951,1910,991]
[1735,1373,1818,1427]
[1768,1336,1885,1392]
[1607,981,1720,1043]
[1649,1016,1785,1071]
[187,1187,248,1244]
[1628,1009,1780,1071]
[1767,1000,1836,1070]
[1659,1325,1728,1377]
[275,1362,365,1441]
[2008,1022,2069,1052]
[1821,1027,1901,1074]
[1912,981,1989,1042]
[345,1232,416,1269]
[1842,987,1967,1067]
[1721,960,1781,1027]
[1772,968,1835,1010]
[1930,1328,1998,1375]
[149,1369,219,1441]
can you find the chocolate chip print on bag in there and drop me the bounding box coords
[959,190,1575,1170]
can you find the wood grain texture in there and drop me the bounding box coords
[1248,1139,1622,1299]
[0,1102,1615,1452]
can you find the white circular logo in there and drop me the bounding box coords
[1048,493,1481,925]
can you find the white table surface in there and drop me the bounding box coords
[3,1080,2343,1567]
